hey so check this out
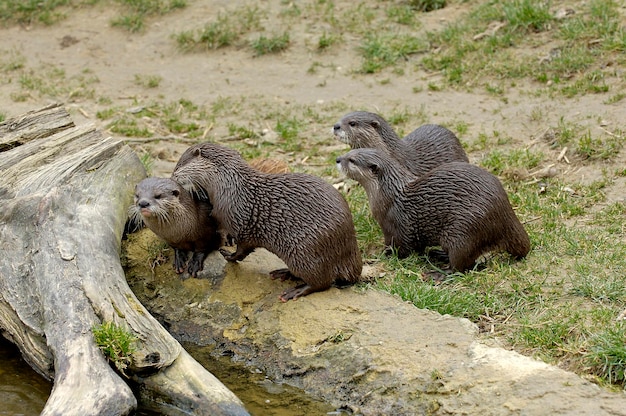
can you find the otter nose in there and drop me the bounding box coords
[336,156,342,164]
[138,200,150,208]
[333,123,340,131]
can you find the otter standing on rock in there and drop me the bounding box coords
[171,142,362,301]
[336,148,530,273]
[129,177,223,278]
[333,111,468,177]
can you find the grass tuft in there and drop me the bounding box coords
[173,5,263,51]
[0,0,71,25]
[359,33,427,73]
[586,324,626,385]
[250,32,291,56]
[93,321,138,375]
[112,0,186,32]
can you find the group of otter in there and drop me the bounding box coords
[129,111,530,302]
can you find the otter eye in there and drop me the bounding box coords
[154,193,162,199]
[348,121,356,127]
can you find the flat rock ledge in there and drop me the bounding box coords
[125,231,626,416]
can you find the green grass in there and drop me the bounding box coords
[275,116,302,151]
[587,324,626,385]
[174,5,264,51]
[139,152,154,176]
[359,33,427,73]
[410,0,446,13]
[420,0,626,94]
[0,0,72,25]
[111,0,186,32]
[250,32,291,56]
[0,0,185,30]
[93,321,138,374]
[317,31,341,51]
[134,73,162,88]
[9,63,98,101]
[98,98,214,139]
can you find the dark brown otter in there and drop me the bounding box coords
[171,142,362,301]
[333,111,469,177]
[336,148,530,272]
[129,177,222,278]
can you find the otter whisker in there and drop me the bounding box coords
[127,206,145,226]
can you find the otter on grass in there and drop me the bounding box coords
[333,111,468,178]
[129,177,222,278]
[171,142,362,302]
[336,148,530,274]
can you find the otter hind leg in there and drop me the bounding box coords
[173,249,188,275]
[280,284,315,302]
[426,248,450,263]
[187,251,207,278]
[445,243,480,273]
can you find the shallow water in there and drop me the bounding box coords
[0,336,339,415]
[183,343,341,416]
[0,336,51,416]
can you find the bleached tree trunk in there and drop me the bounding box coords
[0,104,248,416]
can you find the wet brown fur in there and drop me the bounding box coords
[333,111,469,177]
[337,148,530,272]
[129,177,222,278]
[172,142,362,301]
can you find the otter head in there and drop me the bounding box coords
[332,111,395,148]
[172,142,245,201]
[336,148,387,190]
[129,177,185,225]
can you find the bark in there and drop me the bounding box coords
[0,104,248,416]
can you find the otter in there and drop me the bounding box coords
[171,142,363,302]
[333,111,468,178]
[129,177,222,278]
[336,148,530,273]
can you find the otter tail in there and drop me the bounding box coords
[504,221,531,259]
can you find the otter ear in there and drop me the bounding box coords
[193,148,202,158]
[368,163,380,175]
[172,189,180,197]
[370,120,380,130]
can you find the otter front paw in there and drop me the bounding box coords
[173,249,188,274]
[219,248,239,262]
[220,246,254,262]
[187,252,207,278]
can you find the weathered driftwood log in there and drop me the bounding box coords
[0,104,249,416]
